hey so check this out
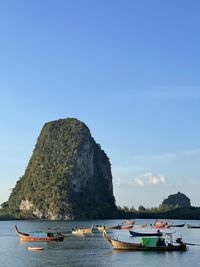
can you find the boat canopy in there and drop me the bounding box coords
[141,237,165,247]
[29,232,48,237]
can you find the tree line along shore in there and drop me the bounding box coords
[1,206,200,221]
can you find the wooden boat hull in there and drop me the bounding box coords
[83,226,93,234]
[15,226,64,242]
[120,225,134,230]
[129,230,162,237]
[97,226,105,232]
[169,224,185,228]
[72,230,84,235]
[106,237,187,251]
[106,225,122,230]
[97,225,122,231]
[72,226,93,235]
[18,234,63,242]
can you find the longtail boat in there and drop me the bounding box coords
[72,226,93,235]
[152,221,170,228]
[129,230,162,237]
[106,225,122,230]
[124,220,135,225]
[168,223,185,228]
[103,231,187,251]
[120,224,134,230]
[97,225,105,232]
[15,225,64,242]
[83,226,93,234]
[154,220,167,226]
[96,225,122,231]
[187,224,200,229]
[28,247,45,251]
[72,228,84,235]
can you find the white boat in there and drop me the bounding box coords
[28,246,45,251]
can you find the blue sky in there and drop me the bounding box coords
[0,0,200,208]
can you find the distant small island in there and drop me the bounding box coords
[117,192,200,220]
[160,192,191,209]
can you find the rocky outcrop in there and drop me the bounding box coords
[161,192,191,209]
[8,118,117,219]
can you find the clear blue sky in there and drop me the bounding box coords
[0,0,200,208]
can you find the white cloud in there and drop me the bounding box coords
[134,173,166,187]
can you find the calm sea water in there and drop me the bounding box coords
[1,219,200,267]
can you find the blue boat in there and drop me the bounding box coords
[129,230,162,237]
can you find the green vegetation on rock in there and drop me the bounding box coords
[160,192,191,209]
[8,118,117,219]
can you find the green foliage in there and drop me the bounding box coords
[138,205,146,211]
[122,206,129,212]
[1,201,8,209]
[8,119,84,217]
[0,208,36,220]
[116,206,200,220]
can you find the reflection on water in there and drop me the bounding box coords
[0,219,200,267]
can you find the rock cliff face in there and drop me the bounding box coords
[161,192,191,209]
[8,118,117,219]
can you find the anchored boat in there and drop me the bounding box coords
[103,231,187,251]
[96,224,122,232]
[28,247,45,251]
[129,230,163,237]
[187,224,200,229]
[15,225,64,242]
[72,226,93,235]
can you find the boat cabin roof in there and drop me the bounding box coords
[29,231,61,237]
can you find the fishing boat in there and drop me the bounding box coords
[72,228,84,235]
[28,247,45,251]
[152,220,172,228]
[154,220,167,226]
[103,231,187,251]
[124,220,135,225]
[152,223,170,229]
[168,223,185,228]
[187,224,200,229]
[96,225,105,232]
[120,224,134,230]
[132,224,147,228]
[83,226,93,234]
[129,230,162,237]
[72,226,93,235]
[96,224,122,231]
[106,225,122,230]
[15,226,64,242]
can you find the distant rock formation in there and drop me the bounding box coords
[8,118,117,219]
[161,192,191,209]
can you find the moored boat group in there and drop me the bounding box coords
[14,219,200,253]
